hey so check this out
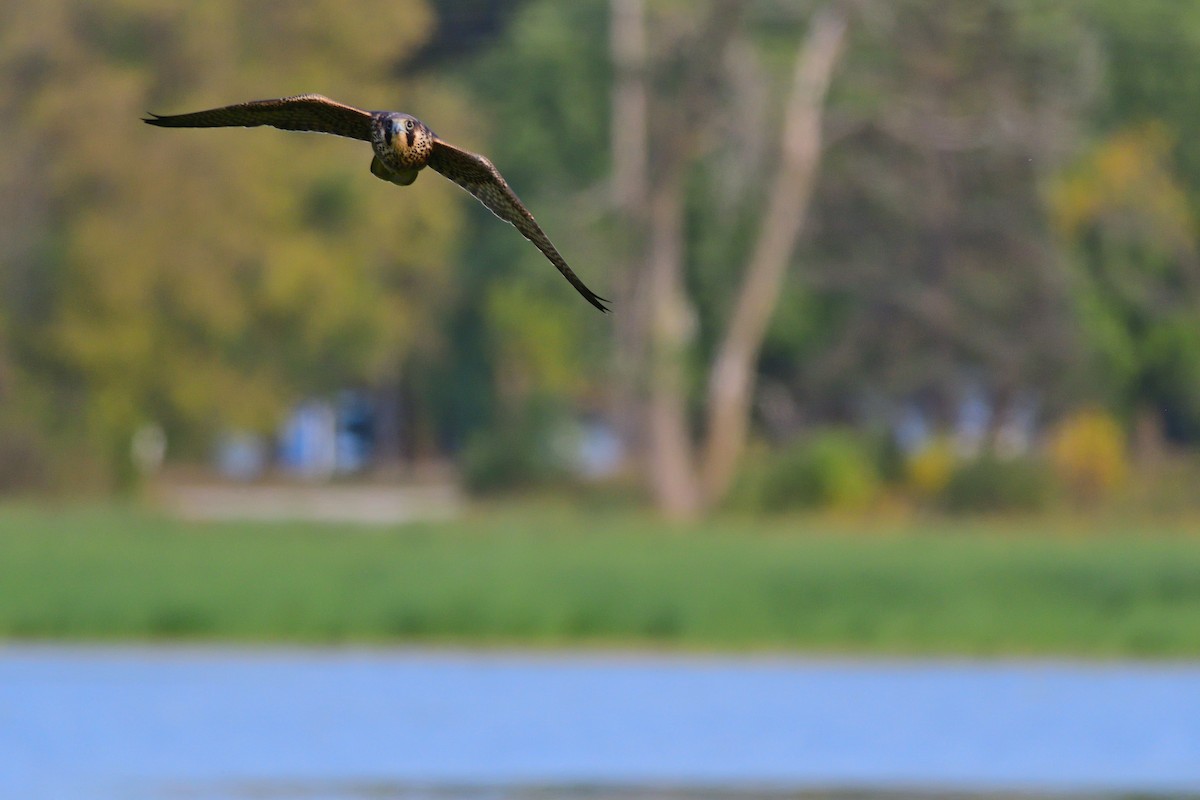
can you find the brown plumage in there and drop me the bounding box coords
[145,94,609,312]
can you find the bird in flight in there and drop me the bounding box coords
[145,94,609,312]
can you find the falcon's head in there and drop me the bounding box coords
[379,113,434,166]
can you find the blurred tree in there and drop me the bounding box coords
[609,0,649,456]
[36,0,1182,505]
[700,5,848,506]
[437,0,845,515]
[604,0,849,515]
[415,1,615,460]
[767,0,1094,436]
[0,0,468,479]
[1085,0,1200,199]
[422,0,1200,511]
[1051,125,1200,443]
[1055,0,1200,444]
[618,0,755,517]
[632,0,1105,515]
[403,0,529,72]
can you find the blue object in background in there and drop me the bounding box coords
[213,431,267,482]
[334,390,374,474]
[278,400,337,479]
[277,393,376,479]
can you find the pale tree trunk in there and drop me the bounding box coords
[646,158,700,517]
[640,0,744,519]
[610,0,651,463]
[610,0,845,519]
[700,6,848,506]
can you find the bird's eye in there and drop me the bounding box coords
[405,120,414,132]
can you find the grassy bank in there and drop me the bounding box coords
[2,502,1199,656]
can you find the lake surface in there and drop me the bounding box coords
[3,646,1199,800]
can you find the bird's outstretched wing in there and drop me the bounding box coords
[428,139,609,313]
[144,94,374,142]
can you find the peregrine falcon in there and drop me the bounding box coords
[145,94,609,312]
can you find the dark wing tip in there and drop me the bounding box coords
[427,139,612,313]
[143,113,183,127]
[569,270,610,312]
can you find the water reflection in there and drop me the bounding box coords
[3,647,1200,800]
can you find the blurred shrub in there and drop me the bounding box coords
[939,452,1054,514]
[875,431,907,484]
[905,436,957,500]
[460,407,572,495]
[1049,408,1128,503]
[1118,453,1200,515]
[461,429,564,495]
[730,429,880,513]
[0,378,55,493]
[0,426,50,494]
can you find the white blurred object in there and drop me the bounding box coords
[995,393,1039,458]
[130,423,166,474]
[576,418,623,479]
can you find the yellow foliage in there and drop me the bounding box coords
[1048,409,1128,503]
[1049,123,1194,255]
[0,0,465,455]
[905,436,956,499]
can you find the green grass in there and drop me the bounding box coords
[2,501,1199,656]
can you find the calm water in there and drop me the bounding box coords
[3,646,1199,800]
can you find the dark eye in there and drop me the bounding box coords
[405,120,414,132]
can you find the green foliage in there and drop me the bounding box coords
[461,1,611,193]
[1051,124,1200,438]
[460,409,572,495]
[782,0,1091,415]
[1053,1,1200,440]
[1084,0,1200,197]
[485,282,593,398]
[415,0,613,452]
[939,452,1055,514]
[3,503,1200,655]
[730,430,881,513]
